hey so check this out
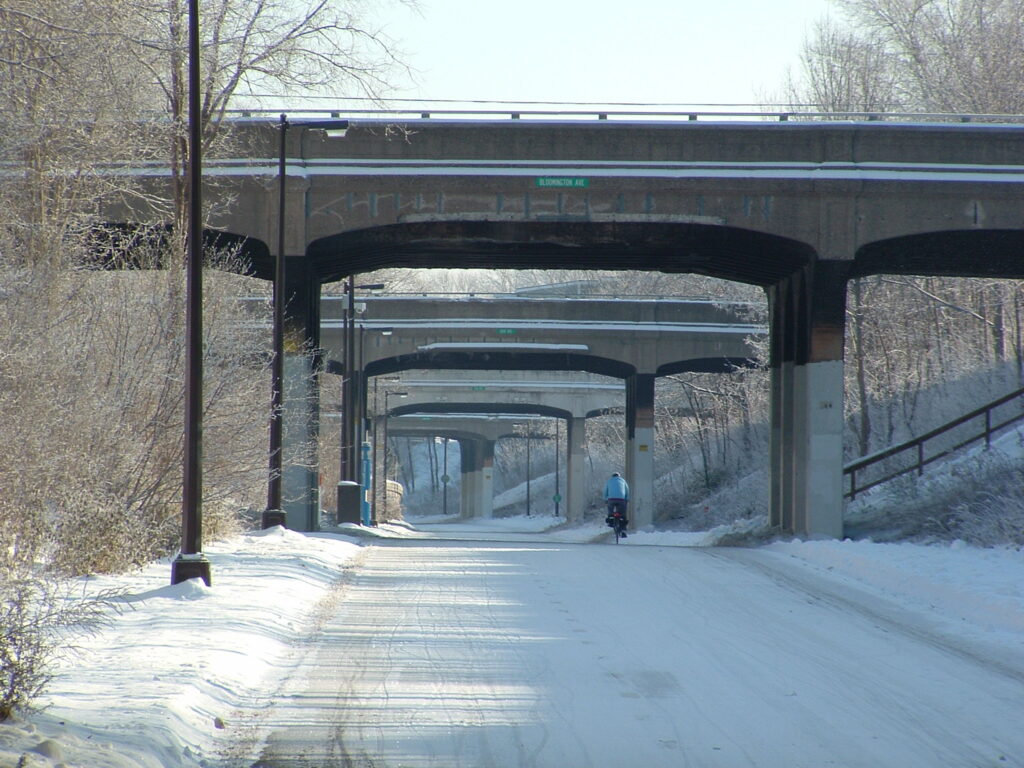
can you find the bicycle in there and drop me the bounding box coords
[605,509,628,543]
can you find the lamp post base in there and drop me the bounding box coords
[170,554,212,586]
[337,482,362,525]
[262,509,287,529]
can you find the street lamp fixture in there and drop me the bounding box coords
[263,115,349,530]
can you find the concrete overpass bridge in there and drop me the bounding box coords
[106,116,1024,536]
[322,295,758,377]
[319,294,758,529]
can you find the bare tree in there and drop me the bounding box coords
[0,1,161,268]
[830,0,1024,113]
[786,16,903,113]
[2,0,418,242]
[785,0,1024,464]
[108,0,416,231]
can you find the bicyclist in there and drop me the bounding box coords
[603,472,629,537]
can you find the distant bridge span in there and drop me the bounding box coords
[318,295,758,528]
[107,117,1024,536]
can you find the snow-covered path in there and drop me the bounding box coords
[253,532,1024,768]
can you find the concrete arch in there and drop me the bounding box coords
[307,219,816,287]
[853,229,1024,279]
[388,428,486,443]
[387,410,575,521]
[657,357,762,376]
[301,219,847,535]
[365,352,635,379]
[391,402,573,422]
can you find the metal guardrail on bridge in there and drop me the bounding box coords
[225,101,1024,124]
[843,386,1024,500]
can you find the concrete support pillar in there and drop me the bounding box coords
[797,359,845,535]
[769,276,797,532]
[459,440,480,518]
[626,373,656,529]
[566,417,587,523]
[479,439,495,519]
[282,257,321,532]
[768,261,848,538]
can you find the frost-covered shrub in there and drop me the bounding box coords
[0,256,269,577]
[667,467,769,531]
[0,562,113,721]
[846,447,1024,546]
[0,573,53,722]
[950,492,1024,547]
[48,489,177,576]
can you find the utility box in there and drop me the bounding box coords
[336,481,362,525]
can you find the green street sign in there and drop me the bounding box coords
[496,328,517,335]
[471,386,487,391]
[535,177,589,188]
[553,494,562,503]
[441,474,451,484]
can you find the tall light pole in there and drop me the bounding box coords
[171,0,211,586]
[342,281,385,487]
[382,390,408,521]
[370,368,398,524]
[262,113,289,529]
[262,116,348,530]
[340,275,354,486]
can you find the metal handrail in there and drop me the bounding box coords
[843,386,1024,500]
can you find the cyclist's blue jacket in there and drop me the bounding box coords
[603,475,629,501]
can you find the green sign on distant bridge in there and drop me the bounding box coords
[535,177,589,188]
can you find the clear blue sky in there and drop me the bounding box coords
[376,0,834,107]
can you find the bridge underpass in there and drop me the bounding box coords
[386,413,558,521]
[320,297,756,530]
[381,371,638,522]
[106,117,1024,538]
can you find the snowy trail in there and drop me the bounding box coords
[252,534,1024,768]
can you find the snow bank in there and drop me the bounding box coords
[2,516,1022,766]
[762,537,1024,641]
[0,527,361,768]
